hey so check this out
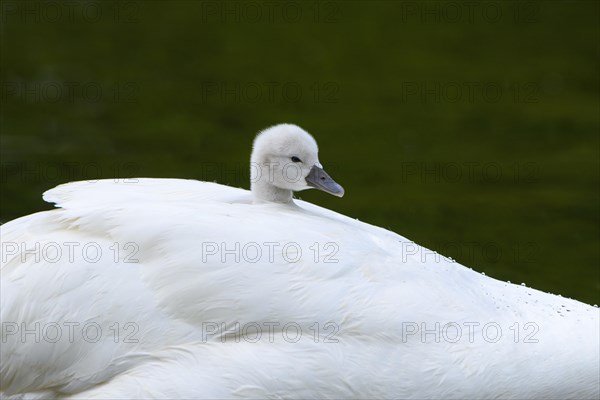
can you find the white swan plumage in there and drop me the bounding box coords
[0,124,598,399]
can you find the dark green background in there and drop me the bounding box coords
[1,1,598,304]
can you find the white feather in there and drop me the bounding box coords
[1,124,598,398]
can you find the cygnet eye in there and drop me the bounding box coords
[291,156,302,163]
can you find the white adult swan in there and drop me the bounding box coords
[1,124,598,399]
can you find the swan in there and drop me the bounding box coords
[0,124,598,399]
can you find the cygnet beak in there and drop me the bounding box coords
[305,165,345,198]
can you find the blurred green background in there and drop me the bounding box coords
[1,1,598,304]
